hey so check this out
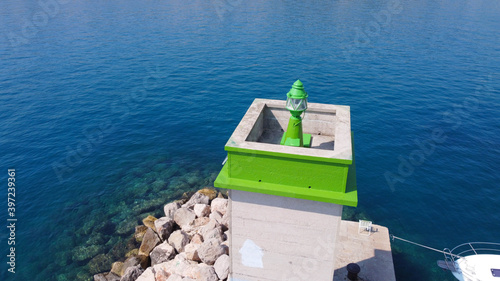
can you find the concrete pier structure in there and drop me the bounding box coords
[229,190,343,281]
[215,99,357,206]
[214,95,391,281]
[334,221,396,281]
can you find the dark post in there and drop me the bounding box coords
[347,263,361,280]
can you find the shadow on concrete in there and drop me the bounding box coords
[333,249,395,281]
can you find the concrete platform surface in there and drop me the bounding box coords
[333,221,396,281]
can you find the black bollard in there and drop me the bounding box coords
[347,263,361,280]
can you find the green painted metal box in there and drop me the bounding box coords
[214,99,357,206]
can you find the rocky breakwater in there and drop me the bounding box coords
[94,189,230,281]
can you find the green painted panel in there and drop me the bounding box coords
[215,164,358,206]
[215,131,357,206]
[228,151,348,193]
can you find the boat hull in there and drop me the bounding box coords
[452,254,500,281]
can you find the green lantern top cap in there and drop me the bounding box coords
[287,80,308,99]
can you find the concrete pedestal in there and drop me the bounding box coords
[214,96,360,280]
[228,189,343,281]
[333,221,396,281]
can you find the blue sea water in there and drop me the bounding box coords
[0,0,499,280]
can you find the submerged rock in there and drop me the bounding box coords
[169,178,191,192]
[137,254,150,270]
[117,219,139,235]
[93,272,120,281]
[121,256,141,276]
[80,219,97,237]
[125,249,139,258]
[94,220,116,236]
[73,244,102,262]
[151,179,167,191]
[138,228,161,257]
[109,238,134,260]
[133,198,165,215]
[120,265,144,281]
[88,253,114,275]
[86,232,107,246]
[134,225,148,243]
[142,215,158,232]
[184,171,202,186]
[110,261,124,277]
[54,251,71,267]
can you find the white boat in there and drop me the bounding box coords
[437,242,500,281]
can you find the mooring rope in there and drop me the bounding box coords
[390,234,462,258]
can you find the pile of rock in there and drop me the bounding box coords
[94,189,230,281]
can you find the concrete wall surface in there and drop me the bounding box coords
[229,189,343,281]
[333,221,396,281]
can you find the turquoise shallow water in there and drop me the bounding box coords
[1,0,499,280]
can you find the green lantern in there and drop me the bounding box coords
[280,80,312,147]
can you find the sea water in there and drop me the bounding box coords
[0,0,499,280]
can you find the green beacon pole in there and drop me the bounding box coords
[280,80,311,147]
